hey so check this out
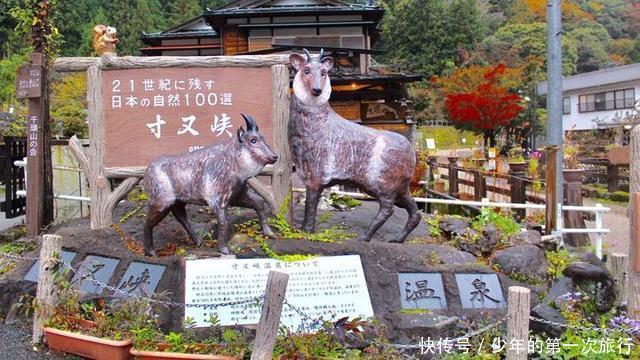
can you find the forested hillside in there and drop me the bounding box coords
[1,0,639,121]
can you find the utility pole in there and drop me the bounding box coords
[546,0,563,233]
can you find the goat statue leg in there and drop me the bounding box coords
[389,190,421,243]
[143,206,170,257]
[171,201,202,247]
[214,206,232,255]
[356,197,394,242]
[303,184,323,233]
[234,185,274,237]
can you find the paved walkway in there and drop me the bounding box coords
[0,193,25,232]
[583,198,629,255]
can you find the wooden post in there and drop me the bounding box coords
[448,158,459,197]
[606,253,628,305]
[270,64,292,216]
[70,64,139,229]
[509,168,526,219]
[629,193,640,317]
[607,163,619,193]
[628,125,640,316]
[506,286,530,360]
[545,146,559,234]
[18,52,53,237]
[252,271,289,360]
[562,180,589,247]
[473,169,486,201]
[32,234,63,344]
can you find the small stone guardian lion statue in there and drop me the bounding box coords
[92,25,119,56]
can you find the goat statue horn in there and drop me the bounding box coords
[319,48,324,61]
[303,48,312,63]
[241,113,258,131]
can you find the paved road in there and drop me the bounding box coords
[0,324,69,360]
[0,193,25,232]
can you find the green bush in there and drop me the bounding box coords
[610,191,629,202]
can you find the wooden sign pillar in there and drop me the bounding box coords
[545,145,559,235]
[628,125,640,317]
[252,271,289,360]
[506,286,530,360]
[18,52,53,237]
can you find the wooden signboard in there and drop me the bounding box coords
[16,65,42,99]
[55,55,291,229]
[102,67,274,168]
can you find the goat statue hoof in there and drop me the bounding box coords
[144,249,158,257]
[218,245,231,255]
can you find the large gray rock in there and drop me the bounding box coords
[491,245,549,281]
[531,303,566,338]
[389,312,459,342]
[510,230,543,248]
[438,216,471,237]
[563,261,615,312]
[478,224,501,254]
[545,277,576,308]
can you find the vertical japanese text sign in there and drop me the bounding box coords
[101,67,274,168]
[16,53,44,237]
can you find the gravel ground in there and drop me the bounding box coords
[583,198,629,255]
[0,324,71,360]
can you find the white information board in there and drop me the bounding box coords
[184,255,374,330]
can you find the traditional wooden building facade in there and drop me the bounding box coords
[141,0,420,140]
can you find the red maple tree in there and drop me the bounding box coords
[443,64,524,147]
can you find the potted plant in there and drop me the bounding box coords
[129,316,247,360]
[563,126,583,182]
[606,143,630,165]
[528,150,543,192]
[470,147,486,168]
[44,279,146,360]
[507,146,526,173]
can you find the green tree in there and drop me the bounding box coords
[166,0,202,28]
[77,6,109,56]
[568,23,611,72]
[57,0,100,56]
[0,53,27,111]
[50,72,88,138]
[476,22,578,75]
[447,0,487,57]
[107,0,166,55]
[379,0,456,76]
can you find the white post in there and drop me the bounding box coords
[556,202,564,248]
[482,197,489,212]
[595,203,603,259]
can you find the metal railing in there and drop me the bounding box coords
[301,187,611,259]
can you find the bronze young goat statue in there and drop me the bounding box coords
[143,114,278,256]
[289,49,421,243]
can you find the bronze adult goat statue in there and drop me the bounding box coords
[289,49,421,243]
[143,114,278,256]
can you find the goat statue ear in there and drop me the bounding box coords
[237,126,245,143]
[320,56,334,71]
[290,53,306,71]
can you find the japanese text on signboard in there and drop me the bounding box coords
[102,67,273,168]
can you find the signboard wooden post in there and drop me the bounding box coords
[57,55,291,229]
[17,52,51,237]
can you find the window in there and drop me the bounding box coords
[563,97,571,114]
[578,88,636,112]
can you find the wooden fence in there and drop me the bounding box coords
[429,159,545,218]
[579,157,629,192]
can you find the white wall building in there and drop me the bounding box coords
[537,63,640,131]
